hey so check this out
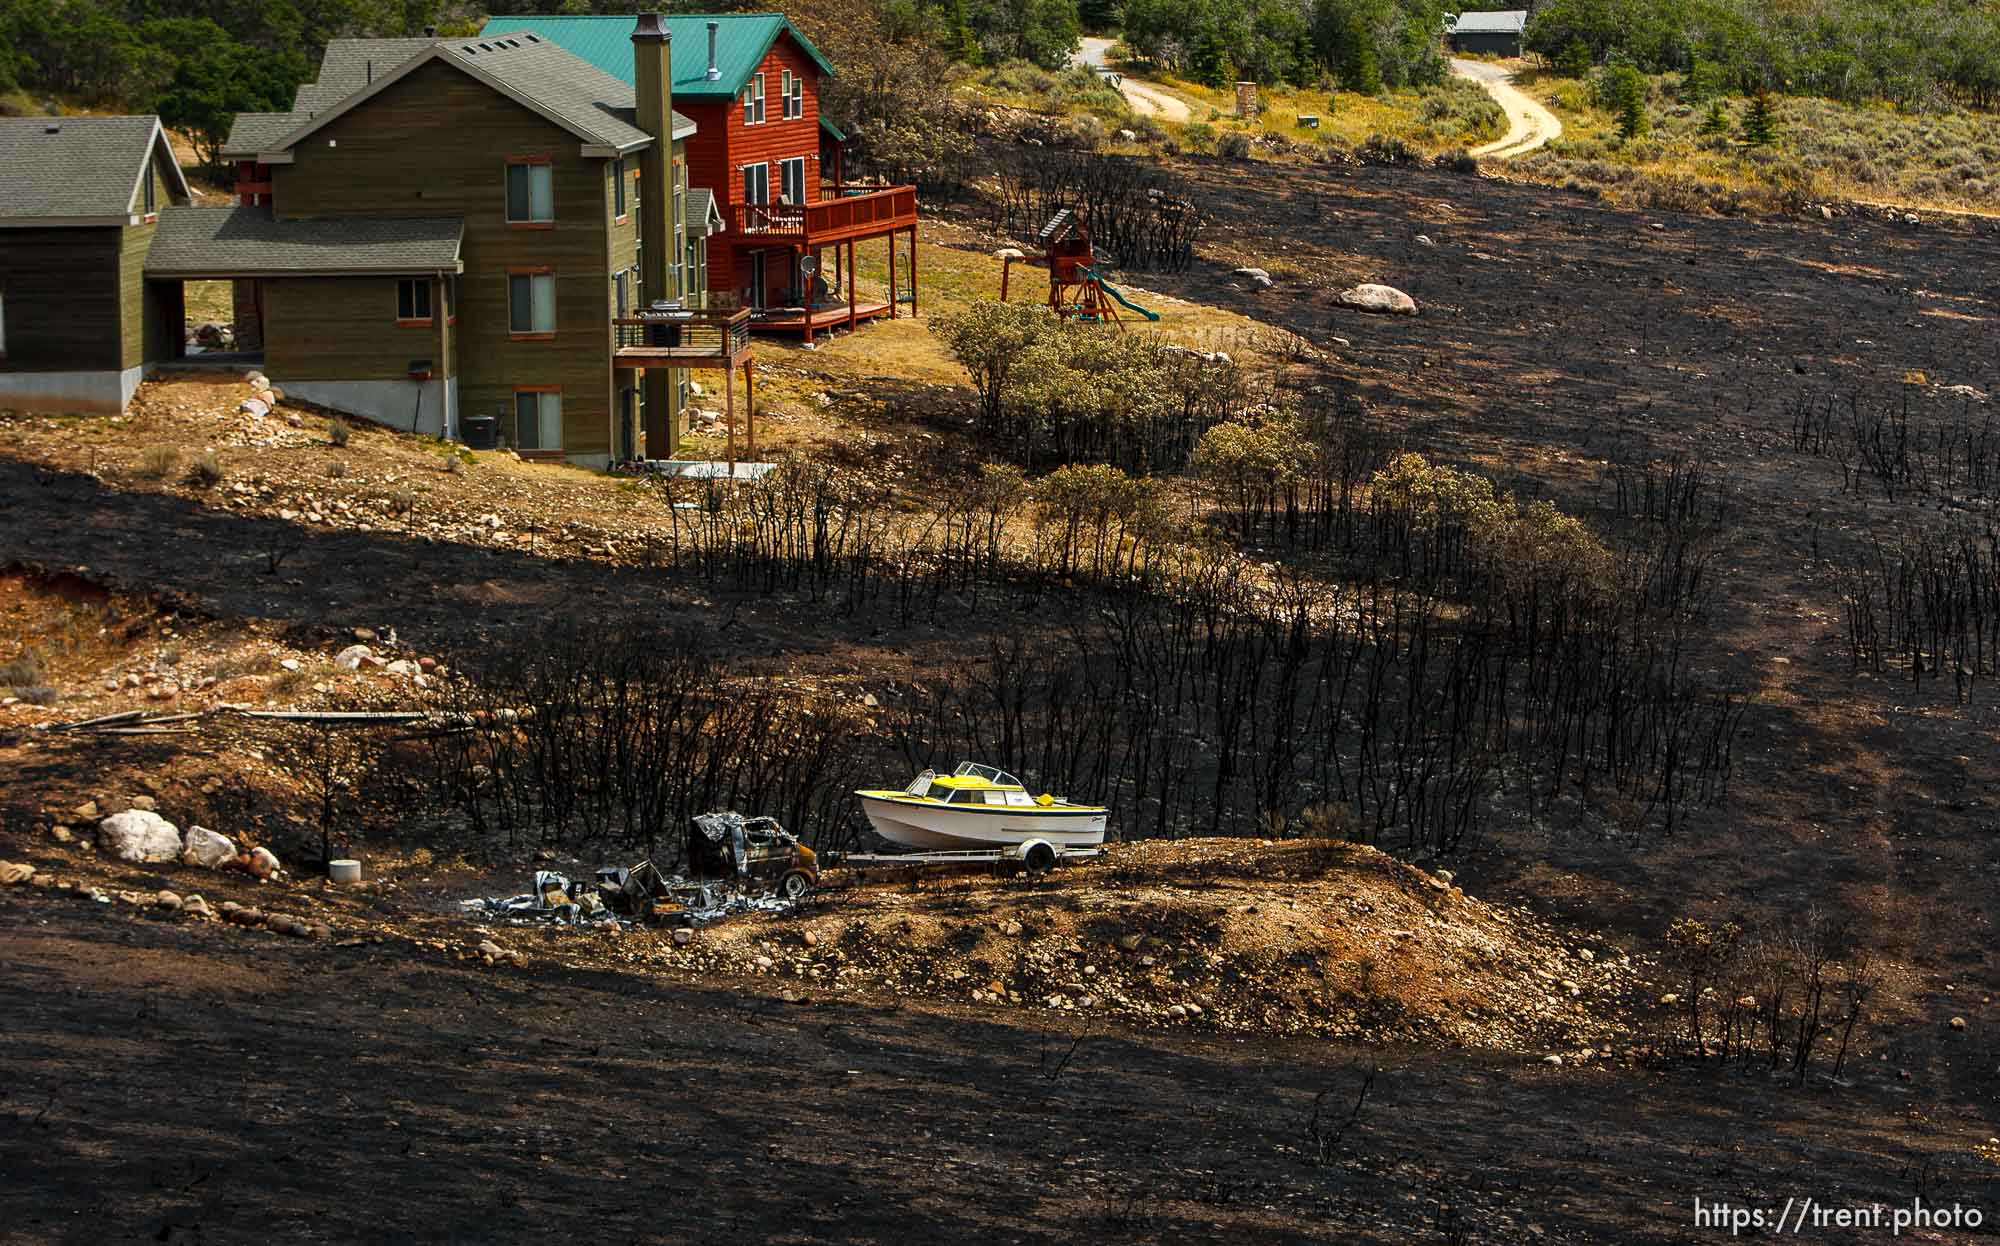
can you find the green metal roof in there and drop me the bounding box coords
[479,14,834,99]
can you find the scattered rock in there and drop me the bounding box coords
[1001,920,1024,938]
[802,930,819,948]
[1950,1016,1968,1031]
[279,658,301,672]
[0,860,36,885]
[97,810,182,863]
[155,889,182,912]
[1168,1004,1188,1019]
[671,927,695,946]
[126,795,158,813]
[1335,283,1418,316]
[1116,128,1137,142]
[1414,234,1436,247]
[1232,266,1274,289]
[224,905,268,928]
[1115,932,1144,952]
[1435,869,1455,887]
[182,826,238,868]
[334,644,374,671]
[73,800,100,820]
[183,894,213,919]
[1543,1054,1564,1066]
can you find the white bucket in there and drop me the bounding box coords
[328,859,362,884]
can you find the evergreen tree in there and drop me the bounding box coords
[1556,38,1592,79]
[1698,98,1730,136]
[1190,26,1231,88]
[1740,87,1778,146]
[1616,87,1646,139]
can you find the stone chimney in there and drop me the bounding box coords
[630,13,677,454]
[706,21,721,81]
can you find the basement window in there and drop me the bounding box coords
[509,270,556,335]
[396,278,432,324]
[514,389,562,451]
[505,158,554,225]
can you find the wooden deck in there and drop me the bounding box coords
[750,300,891,334]
[611,307,753,369]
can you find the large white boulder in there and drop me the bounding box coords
[97,810,182,863]
[1336,283,1418,316]
[182,826,238,868]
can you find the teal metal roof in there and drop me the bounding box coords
[479,14,834,98]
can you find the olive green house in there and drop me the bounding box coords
[205,22,704,463]
[0,116,193,413]
[3,18,742,464]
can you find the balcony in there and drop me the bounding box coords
[730,184,918,246]
[612,306,753,369]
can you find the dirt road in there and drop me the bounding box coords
[1076,35,1193,123]
[1452,58,1562,158]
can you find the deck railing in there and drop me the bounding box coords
[613,306,752,359]
[730,184,918,240]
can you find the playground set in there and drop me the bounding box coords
[999,208,1160,327]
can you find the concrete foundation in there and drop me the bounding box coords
[275,377,456,439]
[0,365,147,415]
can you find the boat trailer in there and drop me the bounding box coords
[827,839,1101,877]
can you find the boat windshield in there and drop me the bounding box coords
[904,769,936,797]
[953,761,1022,787]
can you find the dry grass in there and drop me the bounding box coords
[1154,74,1503,154]
[1510,71,2000,215]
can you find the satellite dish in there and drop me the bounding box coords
[799,255,819,277]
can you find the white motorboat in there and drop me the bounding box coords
[856,763,1107,851]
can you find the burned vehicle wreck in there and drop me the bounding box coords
[686,812,820,900]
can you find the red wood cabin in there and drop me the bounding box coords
[483,12,918,344]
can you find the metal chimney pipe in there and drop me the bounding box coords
[706,21,720,80]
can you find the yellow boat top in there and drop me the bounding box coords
[856,763,1105,812]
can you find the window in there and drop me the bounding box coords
[742,162,769,205]
[744,72,765,125]
[508,271,556,334]
[611,156,626,220]
[779,157,805,206]
[514,389,562,451]
[396,278,432,322]
[143,159,156,216]
[783,70,802,120]
[613,269,629,318]
[505,159,553,224]
[685,236,707,306]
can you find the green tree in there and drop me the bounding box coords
[1616,82,1646,138]
[157,38,305,174]
[1697,98,1730,136]
[1739,86,1778,147]
[1555,37,1592,78]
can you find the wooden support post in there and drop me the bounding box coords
[846,238,857,332]
[888,233,898,320]
[908,226,918,317]
[744,360,756,460]
[724,362,736,471]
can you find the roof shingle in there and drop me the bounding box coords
[224,33,690,159]
[144,205,464,277]
[0,116,179,221]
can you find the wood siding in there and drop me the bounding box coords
[0,228,124,373]
[118,220,155,369]
[685,34,825,303]
[264,276,454,383]
[270,58,624,459]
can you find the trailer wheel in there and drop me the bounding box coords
[779,871,814,900]
[1022,843,1058,877]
